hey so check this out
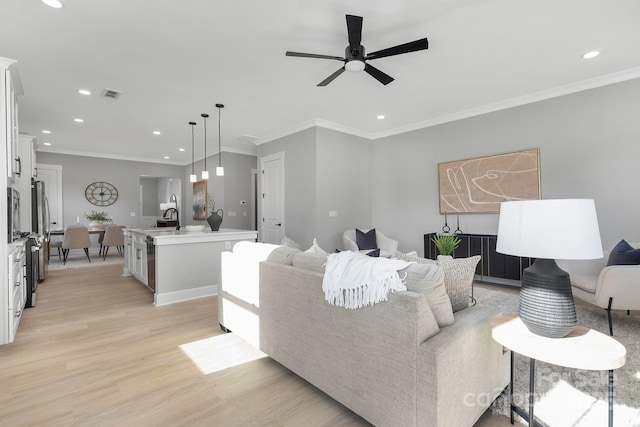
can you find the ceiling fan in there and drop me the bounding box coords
[286,14,429,86]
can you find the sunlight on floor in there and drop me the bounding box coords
[179,333,266,375]
[534,380,640,426]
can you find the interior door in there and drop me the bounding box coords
[260,152,284,244]
[36,164,63,230]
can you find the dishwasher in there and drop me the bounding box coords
[146,236,156,292]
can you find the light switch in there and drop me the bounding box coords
[228,211,237,217]
[130,212,136,217]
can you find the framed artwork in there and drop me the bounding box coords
[438,148,541,214]
[192,180,208,220]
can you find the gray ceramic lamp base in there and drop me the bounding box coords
[518,258,577,338]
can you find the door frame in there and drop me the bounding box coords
[35,163,63,229]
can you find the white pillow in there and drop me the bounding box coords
[437,255,481,312]
[305,238,328,255]
[280,236,302,250]
[400,263,454,327]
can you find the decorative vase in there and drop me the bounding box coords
[207,209,224,231]
[89,220,103,230]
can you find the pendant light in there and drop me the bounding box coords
[189,121,197,183]
[201,113,209,180]
[215,103,225,176]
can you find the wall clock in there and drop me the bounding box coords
[85,181,118,206]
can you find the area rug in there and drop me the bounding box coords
[48,252,125,271]
[475,287,640,426]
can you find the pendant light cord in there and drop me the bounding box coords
[218,107,222,167]
[190,122,196,175]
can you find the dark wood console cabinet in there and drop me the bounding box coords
[424,233,533,286]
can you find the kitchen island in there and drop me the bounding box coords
[123,228,258,306]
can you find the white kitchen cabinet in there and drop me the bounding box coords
[132,233,148,285]
[15,135,38,232]
[1,57,23,185]
[3,241,26,345]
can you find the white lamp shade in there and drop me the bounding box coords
[189,174,197,183]
[216,166,224,176]
[201,170,209,180]
[496,199,603,260]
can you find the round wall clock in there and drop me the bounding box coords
[85,181,118,206]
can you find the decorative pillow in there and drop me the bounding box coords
[399,263,454,327]
[293,252,328,273]
[305,238,328,255]
[356,228,377,250]
[366,248,380,257]
[395,251,437,265]
[266,246,301,266]
[280,236,302,250]
[437,255,481,312]
[607,240,640,266]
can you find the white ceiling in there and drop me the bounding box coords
[2,0,640,165]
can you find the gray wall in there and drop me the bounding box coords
[258,78,640,255]
[36,152,184,230]
[257,127,372,252]
[371,78,640,254]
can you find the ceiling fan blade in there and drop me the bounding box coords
[346,15,363,52]
[317,67,345,86]
[286,51,345,61]
[365,38,429,60]
[364,63,394,85]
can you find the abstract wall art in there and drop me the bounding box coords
[438,148,541,214]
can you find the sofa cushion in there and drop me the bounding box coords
[356,228,377,250]
[293,252,329,273]
[399,263,454,327]
[607,239,640,266]
[395,251,437,265]
[437,255,481,312]
[280,235,302,250]
[266,246,302,266]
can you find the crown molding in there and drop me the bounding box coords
[255,67,640,144]
[35,147,187,166]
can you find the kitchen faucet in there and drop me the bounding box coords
[162,207,180,230]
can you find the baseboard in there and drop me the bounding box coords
[154,285,218,306]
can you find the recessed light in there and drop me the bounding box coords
[42,130,51,134]
[377,115,385,120]
[43,142,52,146]
[74,118,84,123]
[163,156,170,159]
[41,0,63,8]
[178,148,185,152]
[153,131,161,135]
[78,89,91,95]
[582,50,600,59]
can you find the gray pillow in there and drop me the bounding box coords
[266,246,301,266]
[395,251,437,265]
[399,263,454,327]
[437,255,481,312]
[292,252,328,273]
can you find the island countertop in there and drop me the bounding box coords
[124,228,257,246]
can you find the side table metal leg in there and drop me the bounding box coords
[529,358,536,427]
[510,350,514,424]
[609,369,614,427]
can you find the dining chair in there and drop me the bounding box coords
[62,225,91,264]
[101,225,126,260]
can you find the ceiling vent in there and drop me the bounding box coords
[101,88,122,99]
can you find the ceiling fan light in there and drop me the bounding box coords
[345,60,365,72]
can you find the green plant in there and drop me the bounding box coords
[84,210,112,222]
[431,234,461,256]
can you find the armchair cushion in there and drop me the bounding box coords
[607,239,640,266]
[343,229,399,258]
[356,228,377,250]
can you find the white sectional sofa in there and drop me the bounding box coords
[218,241,509,427]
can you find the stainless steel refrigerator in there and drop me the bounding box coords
[31,178,49,282]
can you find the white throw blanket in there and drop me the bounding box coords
[322,251,411,309]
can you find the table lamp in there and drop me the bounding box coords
[496,199,603,338]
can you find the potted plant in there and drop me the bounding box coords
[431,234,461,257]
[85,210,112,229]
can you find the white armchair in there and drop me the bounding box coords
[343,229,399,258]
[557,241,640,336]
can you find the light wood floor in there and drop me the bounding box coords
[0,264,512,427]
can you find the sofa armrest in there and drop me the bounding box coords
[416,305,510,427]
[592,265,640,309]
